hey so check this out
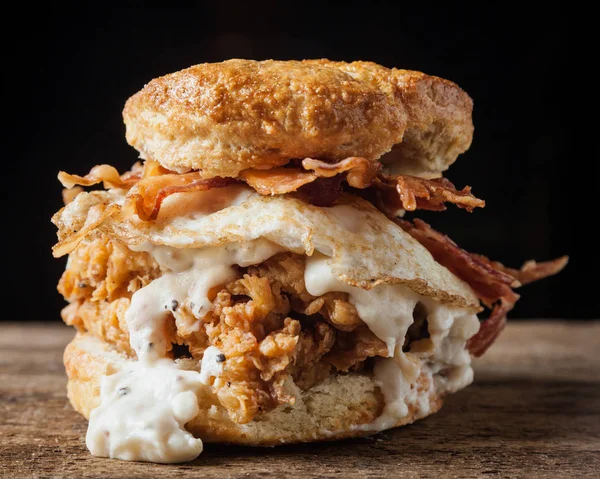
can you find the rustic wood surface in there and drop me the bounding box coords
[1,321,599,478]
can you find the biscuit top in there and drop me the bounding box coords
[123,59,473,178]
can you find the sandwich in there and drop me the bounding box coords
[51,59,567,463]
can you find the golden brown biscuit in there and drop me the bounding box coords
[123,59,473,178]
[65,332,444,446]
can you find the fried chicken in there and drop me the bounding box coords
[58,235,392,423]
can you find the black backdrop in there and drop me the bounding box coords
[9,3,595,321]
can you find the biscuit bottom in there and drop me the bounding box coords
[64,332,444,446]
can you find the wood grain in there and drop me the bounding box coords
[1,321,599,478]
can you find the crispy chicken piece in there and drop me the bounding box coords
[58,234,160,304]
[289,322,336,389]
[248,253,362,331]
[58,235,162,355]
[58,237,391,423]
[61,299,134,356]
[325,327,388,372]
[247,253,314,305]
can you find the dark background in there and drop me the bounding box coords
[9,3,595,321]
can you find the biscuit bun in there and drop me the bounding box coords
[123,59,473,179]
[65,332,443,446]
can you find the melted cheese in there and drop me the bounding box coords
[126,240,282,358]
[86,358,203,463]
[199,346,225,385]
[365,354,426,431]
[305,252,420,356]
[86,238,282,463]
[305,252,480,431]
[363,299,479,431]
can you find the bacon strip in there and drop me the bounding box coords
[302,157,381,188]
[239,168,317,195]
[396,218,567,357]
[240,157,380,196]
[59,157,484,221]
[473,255,569,287]
[240,158,481,213]
[58,164,143,189]
[467,298,511,357]
[58,162,239,221]
[375,175,485,213]
[129,173,238,221]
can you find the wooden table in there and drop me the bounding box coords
[1,321,599,478]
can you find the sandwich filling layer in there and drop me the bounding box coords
[55,185,481,463]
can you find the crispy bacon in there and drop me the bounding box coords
[473,255,569,287]
[59,157,484,221]
[374,175,485,213]
[239,168,317,195]
[396,218,567,357]
[128,173,238,221]
[58,163,143,190]
[467,298,511,357]
[301,157,381,188]
[240,157,482,213]
[239,157,380,196]
[58,161,239,221]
